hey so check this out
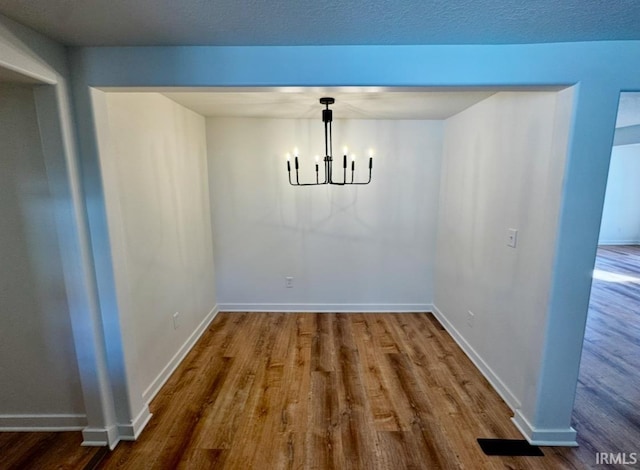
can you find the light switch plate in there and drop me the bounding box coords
[507,228,518,248]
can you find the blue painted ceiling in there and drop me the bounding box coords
[1,0,639,47]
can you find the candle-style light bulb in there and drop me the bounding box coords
[315,155,320,163]
[294,147,299,157]
[286,153,291,161]
[343,146,348,155]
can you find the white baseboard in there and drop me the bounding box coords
[118,405,153,441]
[81,305,218,449]
[6,306,218,448]
[217,303,433,313]
[598,240,640,246]
[81,425,118,448]
[0,413,87,431]
[432,304,579,447]
[142,304,219,404]
[431,304,521,411]
[512,410,578,446]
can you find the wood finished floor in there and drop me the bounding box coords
[0,313,585,469]
[571,245,640,465]
[102,312,547,470]
[0,431,97,469]
[1,246,638,469]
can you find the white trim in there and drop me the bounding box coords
[512,410,578,446]
[432,304,579,447]
[82,440,109,447]
[217,303,432,313]
[431,304,521,411]
[117,405,153,441]
[598,240,640,246]
[0,413,86,431]
[81,425,118,448]
[613,124,640,147]
[142,305,219,404]
[0,59,58,85]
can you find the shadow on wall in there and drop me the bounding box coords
[207,117,443,306]
[0,83,84,417]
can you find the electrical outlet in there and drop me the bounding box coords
[285,276,294,288]
[173,312,180,330]
[507,228,518,248]
[467,310,475,327]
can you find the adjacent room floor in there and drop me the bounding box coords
[571,245,640,459]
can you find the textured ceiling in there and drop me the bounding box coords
[1,0,640,47]
[161,90,497,120]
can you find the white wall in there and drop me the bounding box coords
[434,90,574,435]
[0,84,85,422]
[207,117,442,310]
[598,143,640,245]
[1,13,125,442]
[92,92,217,420]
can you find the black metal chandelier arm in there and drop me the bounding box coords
[287,154,330,186]
[288,171,328,186]
[348,160,373,185]
[347,171,372,185]
[288,167,372,186]
[328,167,371,185]
[288,170,326,186]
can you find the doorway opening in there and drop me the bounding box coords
[573,91,640,455]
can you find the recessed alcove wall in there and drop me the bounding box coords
[90,89,573,437]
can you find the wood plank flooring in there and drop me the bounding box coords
[0,313,584,469]
[99,313,557,469]
[0,430,97,469]
[95,312,574,469]
[571,245,640,464]
[2,248,638,470]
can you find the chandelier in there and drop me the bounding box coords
[286,97,373,186]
